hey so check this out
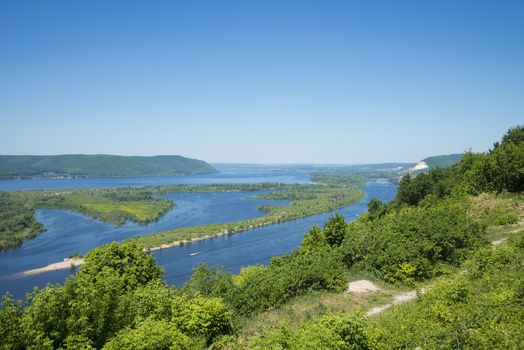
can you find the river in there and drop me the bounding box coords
[0,167,396,299]
[0,164,310,190]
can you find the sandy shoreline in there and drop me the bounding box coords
[144,221,277,252]
[16,231,241,277]
[18,258,84,277]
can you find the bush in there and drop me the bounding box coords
[341,198,486,284]
[101,319,202,350]
[248,313,375,350]
[373,234,524,349]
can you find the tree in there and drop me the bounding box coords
[171,294,232,344]
[323,213,347,247]
[300,225,327,252]
[495,124,524,148]
[101,318,202,350]
[80,242,164,291]
[0,294,25,350]
[367,199,386,221]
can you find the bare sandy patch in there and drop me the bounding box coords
[20,258,84,276]
[347,280,381,293]
[492,238,507,246]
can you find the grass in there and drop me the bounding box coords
[10,190,175,226]
[225,279,403,349]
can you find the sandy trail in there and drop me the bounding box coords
[365,290,418,317]
[346,279,419,317]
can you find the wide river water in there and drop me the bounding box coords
[0,164,310,190]
[0,166,397,299]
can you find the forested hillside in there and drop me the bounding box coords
[422,153,464,169]
[0,126,522,349]
[0,155,217,179]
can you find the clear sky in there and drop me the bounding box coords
[0,0,522,164]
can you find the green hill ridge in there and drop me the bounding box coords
[422,153,464,169]
[0,154,217,179]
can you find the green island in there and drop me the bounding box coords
[130,186,364,249]
[1,126,523,349]
[0,154,217,179]
[0,183,364,251]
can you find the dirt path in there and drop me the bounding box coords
[366,290,418,316]
[346,280,420,317]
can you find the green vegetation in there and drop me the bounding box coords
[0,188,175,250]
[0,192,44,250]
[0,126,522,349]
[310,171,367,187]
[130,186,364,249]
[13,188,175,226]
[372,233,524,349]
[310,164,410,187]
[0,154,217,179]
[0,242,232,349]
[422,153,464,169]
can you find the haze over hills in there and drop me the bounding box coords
[0,155,218,179]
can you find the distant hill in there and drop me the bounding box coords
[0,155,218,179]
[422,154,464,169]
[408,154,464,173]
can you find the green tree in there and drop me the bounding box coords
[58,335,95,350]
[22,285,70,349]
[80,242,164,291]
[495,124,524,148]
[323,213,347,247]
[300,225,327,252]
[171,294,232,344]
[367,199,386,221]
[0,294,25,350]
[101,318,202,350]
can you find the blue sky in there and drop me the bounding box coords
[1,0,522,163]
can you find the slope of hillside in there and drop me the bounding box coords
[0,155,218,179]
[422,153,464,169]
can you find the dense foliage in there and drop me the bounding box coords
[0,154,217,179]
[341,197,485,284]
[396,125,524,206]
[0,243,232,350]
[244,313,375,350]
[373,233,524,349]
[0,192,43,250]
[182,237,347,316]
